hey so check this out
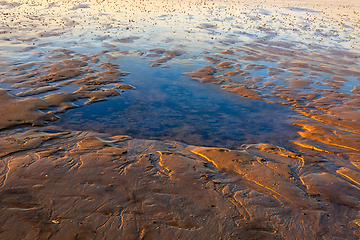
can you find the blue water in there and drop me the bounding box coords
[55,56,300,149]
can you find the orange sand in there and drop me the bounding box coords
[0,0,360,239]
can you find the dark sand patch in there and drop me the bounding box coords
[267,67,284,76]
[148,49,185,67]
[0,89,55,129]
[204,56,220,64]
[217,61,234,69]
[116,84,136,90]
[289,78,314,87]
[222,85,264,101]
[244,64,267,70]
[184,66,222,84]
[16,86,60,97]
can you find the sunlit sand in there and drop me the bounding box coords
[0,0,360,239]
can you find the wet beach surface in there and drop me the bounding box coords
[1,0,360,239]
[55,55,299,149]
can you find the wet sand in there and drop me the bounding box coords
[1,126,360,239]
[1,0,360,239]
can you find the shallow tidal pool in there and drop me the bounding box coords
[1,0,360,239]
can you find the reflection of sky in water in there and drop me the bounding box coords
[55,56,299,148]
[0,0,359,148]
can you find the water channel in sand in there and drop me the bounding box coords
[1,0,360,239]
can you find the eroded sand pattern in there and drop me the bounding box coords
[1,0,360,239]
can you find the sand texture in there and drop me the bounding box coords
[1,0,360,239]
[0,127,359,239]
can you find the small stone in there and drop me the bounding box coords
[33,184,44,189]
